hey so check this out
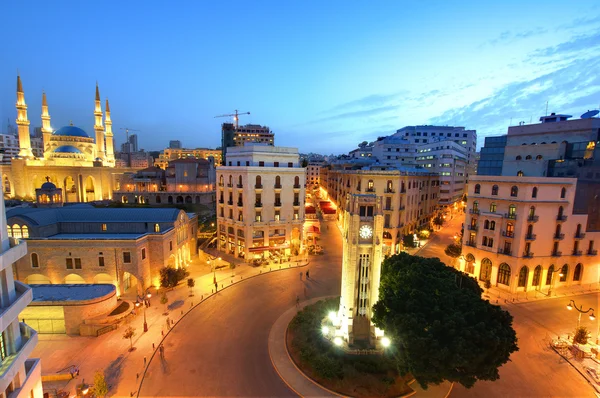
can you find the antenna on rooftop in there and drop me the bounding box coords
[545,100,549,116]
[581,110,599,119]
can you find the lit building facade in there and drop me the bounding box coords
[462,175,599,293]
[306,162,324,188]
[216,145,305,261]
[416,140,467,205]
[8,205,197,296]
[0,188,43,397]
[154,147,222,169]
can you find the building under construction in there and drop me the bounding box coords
[221,123,274,164]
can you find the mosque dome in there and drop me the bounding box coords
[41,181,57,190]
[53,145,83,154]
[52,126,90,138]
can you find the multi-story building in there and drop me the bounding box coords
[8,204,198,296]
[0,190,43,397]
[116,157,215,206]
[416,140,467,205]
[306,162,324,188]
[169,140,182,149]
[371,135,417,167]
[477,135,507,176]
[155,147,222,169]
[323,165,440,255]
[221,123,274,164]
[462,175,599,293]
[216,145,305,261]
[0,135,43,163]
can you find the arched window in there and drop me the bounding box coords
[387,180,393,192]
[490,220,496,230]
[573,263,583,281]
[275,176,281,188]
[498,263,511,285]
[21,225,29,238]
[479,258,492,281]
[560,187,566,199]
[508,204,516,218]
[529,206,536,219]
[255,175,262,188]
[154,224,160,233]
[294,176,300,187]
[491,185,499,195]
[228,175,233,186]
[560,265,568,282]
[482,236,488,246]
[527,224,533,237]
[576,224,582,237]
[517,170,524,176]
[31,253,39,268]
[367,180,374,192]
[219,175,224,186]
[516,155,522,160]
[510,186,518,197]
[238,175,243,187]
[546,265,555,285]
[536,155,543,160]
[532,187,538,198]
[484,220,490,229]
[525,155,532,160]
[465,253,475,274]
[12,224,22,239]
[490,202,497,213]
[474,184,480,194]
[473,200,479,211]
[518,266,528,287]
[558,206,564,218]
[7,226,12,238]
[506,222,514,236]
[532,265,542,287]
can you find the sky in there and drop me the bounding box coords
[1,1,599,155]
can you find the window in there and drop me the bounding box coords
[99,255,105,267]
[546,265,555,285]
[532,187,538,198]
[517,171,524,176]
[255,212,262,222]
[490,220,496,230]
[294,176,300,187]
[259,161,264,167]
[558,206,564,218]
[0,331,6,361]
[75,258,82,269]
[22,225,29,238]
[123,252,131,263]
[102,223,107,231]
[274,162,279,167]
[510,186,518,197]
[12,224,22,239]
[518,266,528,287]
[465,253,475,274]
[474,184,480,194]
[560,265,568,282]
[238,175,243,187]
[479,259,491,281]
[527,224,533,237]
[525,155,532,160]
[506,222,514,237]
[169,241,173,251]
[31,253,39,268]
[275,176,281,188]
[294,210,299,220]
[536,155,543,160]
[255,176,262,188]
[490,203,497,213]
[573,263,583,281]
[473,200,479,211]
[238,212,243,222]
[154,224,160,232]
[516,155,522,160]
[491,185,498,195]
[497,263,511,285]
[576,224,582,237]
[508,205,516,217]
[275,210,280,221]
[367,180,374,192]
[484,220,489,229]
[141,248,146,260]
[66,258,73,269]
[560,187,566,199]
[532,265,542,286]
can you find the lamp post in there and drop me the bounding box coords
[137,290,152,332]
[547,269,564,297]
[566,299,595,329]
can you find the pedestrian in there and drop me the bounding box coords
[166,317,171,330]
[306,270,310,279]
[214,282,218,292]
[159,345,164,359]
[299,272,302,280]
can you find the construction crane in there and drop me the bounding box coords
[119,127,140,153]
[214,110,250,130]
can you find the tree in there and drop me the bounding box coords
[160,292,169,314]
[573,326,590,345]
[402,234,415,249]
[372,253,518,389]
[93,370,109,398]
[301,158,309,168]
[187,278,195,296]
[444,243,462,258]
[123,326,136,351]
[159,266,190,288]
[433,214,444,228]
[358,141,368,149]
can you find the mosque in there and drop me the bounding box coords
[1,76,136,202]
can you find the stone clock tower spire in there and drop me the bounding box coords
[16,75,34,158]
[336,193,385,346]
[94,83,105,161]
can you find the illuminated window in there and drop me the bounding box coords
[21,225,29,238]
[154,224,160,232]
[102,224,107,231]
[12,225,22,239]
[123,252,131,263]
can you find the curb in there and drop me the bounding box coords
[135,259,310,397]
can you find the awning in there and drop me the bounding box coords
[249,244,290,253]
[306,226,320,234]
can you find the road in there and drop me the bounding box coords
[138,221,343,397]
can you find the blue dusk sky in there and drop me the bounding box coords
[1,1,599,155]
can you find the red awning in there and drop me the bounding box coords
[307,225,320,234]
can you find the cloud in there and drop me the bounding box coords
[309,105,399,124]
[325,92,407,114]
[557,14,600,31]
[531,30,600,58]
[482,27,547,47]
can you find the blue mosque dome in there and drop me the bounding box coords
[41,181,57,190]
[53,145,83,154]
[52,126,90,138]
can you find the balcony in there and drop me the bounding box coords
[556,215,567,222]
[255,184,263,190]
[587,250,597,255]
[551,251,562,257]
[227,200,233,206]
[465,241,476,247]
[399,205,406,210]
[218,199,224,204]
[365,188,375,193]
[293,201,300,206]
[467,225,478,231]
[255,202,263,208]
[553,233,565,240]
[227,183,233,188]
[575,233,586,239]
[384,206,393,211]
[0,321,38,385]
[274,184,282,189]
[293,184,301,189]
[385,188,395,194]
[469,208,480,215]
[501,230,514,238]
[274,201,282,207]
[237,201,243,207]
[522,252,534,258]
[525,234,536,241]
[504,213,517,220]
[0,240,28,271]
[400,188,406,193]
[237,184,243,188]
[527,215,539,222]
[9,358,41,398]
[572,250,583,256]
[498,248,512,256]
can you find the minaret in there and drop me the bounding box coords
[16,75,34,158]
[94,83,105,161]
[104,98,115,163]
[41,91,52,155]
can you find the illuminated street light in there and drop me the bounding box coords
[321,326,329,335]
[381,337,391,348]
[334,337,343,346]
[566,299,595,329]
[328,311,336,322]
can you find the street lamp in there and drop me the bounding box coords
[547,269,564,297]
[566,299,595,329]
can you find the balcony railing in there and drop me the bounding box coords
[385,188,395,193]
[219,199,224,204]
[365,188,375,192]
[551,251,562,257]
[575,233,586,239]
[227,183,233,188]
[467,225,478,231]
[218,182,224,187]
[498,248,512,256]
[384,207,393,211]
[556,215,567,221]
[255,202,263,208]
[525,234,536,241]
[522,252,534,258]
[465,241,476,247]
[469,208,480,214]
[237,184,243,188]
[501,230,514,238]
[504,213,517,220]
[400,188,406,193]
[572,250,582,256]
[293,184,301,189]
[293,201,300,206]
[237,201,243,206]
[274,184,282,189]
[587,250,597,255]
[274,201,282,207]
[553,233,565,240]
[227,200,233,205]
[527,215,539,222]
[255,184,263,189]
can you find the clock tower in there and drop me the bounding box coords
[336,193,384,346]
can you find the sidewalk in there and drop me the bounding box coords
[33,252,310,398]
[485,283,600,305]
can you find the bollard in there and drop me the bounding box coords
[190,302,193,308]
[231,279,233,284]
[221,284,223,289]
[181,310,183,315]
[136,373,139,380]
[161,330,164,337]
[152,343,155,350]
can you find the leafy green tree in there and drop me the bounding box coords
[160,266,190,288]
[433,214,444,228]
[402,234,415,249]
[123,326,136,351]
[93,370,109,398]
[187,278,195,296]
[372,253,518,389]
[573,326,590,345]
[444,243,462,258]
[160,292,169,314]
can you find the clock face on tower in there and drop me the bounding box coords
[359,225,373,239]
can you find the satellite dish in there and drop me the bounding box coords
[581,110,599,119]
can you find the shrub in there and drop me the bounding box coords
[445,243,462,258]
[573,326,590,345]
[402,234,416,248]
[160,266,190,288]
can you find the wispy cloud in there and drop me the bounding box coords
[311,105,399,124]
[481,27,547,47]
[530,30,600,58]
[324,92,407,114]
[557,14,600,31]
